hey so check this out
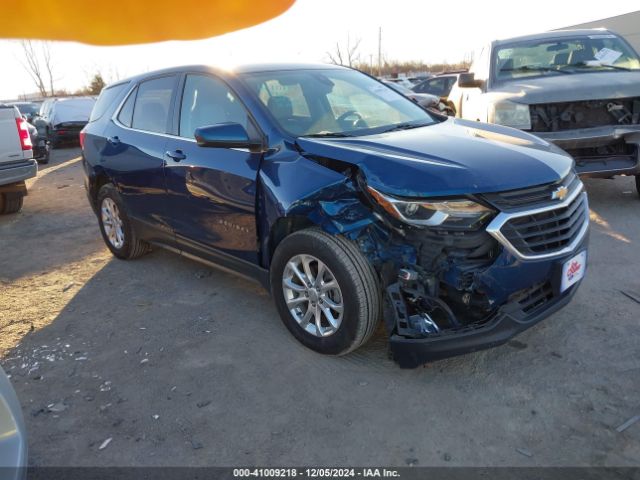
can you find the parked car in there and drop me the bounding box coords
[382,77,416,89]
[34,96,96,148]
[26,121,50,164]
[383,80,454,116]
[6,102,41,123]
[449,29,640,195]
[82,64,588,367]
[0,366,27,479]
[412,73,461,99]
[0,105,37,214]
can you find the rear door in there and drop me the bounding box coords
[102,74,178,242]
[163,73,263,264]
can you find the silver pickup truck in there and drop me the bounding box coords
[449,29,640,196]
[0,105,38,214]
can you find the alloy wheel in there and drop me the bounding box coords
[282,254,344,337]
[101,197,125,249]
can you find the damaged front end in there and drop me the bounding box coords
[529,98,640,177]
[283,148,589,368]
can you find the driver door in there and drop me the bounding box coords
[163,73,263,264]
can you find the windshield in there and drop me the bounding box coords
[240,68,435,137]
[494,34,640,82]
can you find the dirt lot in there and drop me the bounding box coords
[1,147,639,467]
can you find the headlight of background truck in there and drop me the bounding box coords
[489,101,531,130]
[367,186,494,230]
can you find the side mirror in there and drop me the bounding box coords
[194,123,261,150]
[458,72,484,89]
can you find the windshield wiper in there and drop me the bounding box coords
[501,65,572,75]
[567,62,632,72]
[379,122,431,133]
[303,132,353,138]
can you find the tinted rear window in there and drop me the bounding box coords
[89,83,128,122]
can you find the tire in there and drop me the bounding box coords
[97,184,149,259]
[636,175,640,198]
[270,228,380,356]
[0,193,24,214]
[39,145,51,165]
[48,129,58,149]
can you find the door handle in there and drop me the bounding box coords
[107,136,120,145]
[165,149,187,162]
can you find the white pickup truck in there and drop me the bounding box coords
[0,105,38,214]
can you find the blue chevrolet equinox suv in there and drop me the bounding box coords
[81,64,589,367]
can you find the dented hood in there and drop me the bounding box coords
[296,118,572,198]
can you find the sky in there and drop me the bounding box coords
[1,0,638,99]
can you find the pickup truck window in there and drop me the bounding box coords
[494,35,640,82]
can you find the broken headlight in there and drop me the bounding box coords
[368,186,493,230]
[489,101,531,130]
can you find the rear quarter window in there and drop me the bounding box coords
[89,82,129,122]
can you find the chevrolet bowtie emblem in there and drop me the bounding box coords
[551,185,569,201]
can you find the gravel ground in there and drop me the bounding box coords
[0,147,639,467]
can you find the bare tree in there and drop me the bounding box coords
[19,40,55,97]
[327,35,362,67]
[42,43,55,96]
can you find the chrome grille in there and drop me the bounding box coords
[482,172,580,211]
[486,178,589,260]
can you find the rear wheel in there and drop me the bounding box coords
[38,144,51,164]
[97,184,149,259]
[0,193,24,214]
[270,228,380,356]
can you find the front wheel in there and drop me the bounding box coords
[97,184,149,259]
[270,228,381,356]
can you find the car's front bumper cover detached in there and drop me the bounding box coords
[385,173,589,368]
[390,279,580,368]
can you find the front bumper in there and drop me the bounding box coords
[390,280,580,368]
[0,159,37,188]
[536,125,640,177]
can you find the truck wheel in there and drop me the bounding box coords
[97,184,149,260]
[270,228,380,356]
[0,193,24,214]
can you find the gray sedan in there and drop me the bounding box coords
[0,366,27,479]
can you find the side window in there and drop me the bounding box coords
[117,87,137,127]
[131,76,176,133]
[179,74,249,138]
[427,78,446,96]
[473,45,491,81]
